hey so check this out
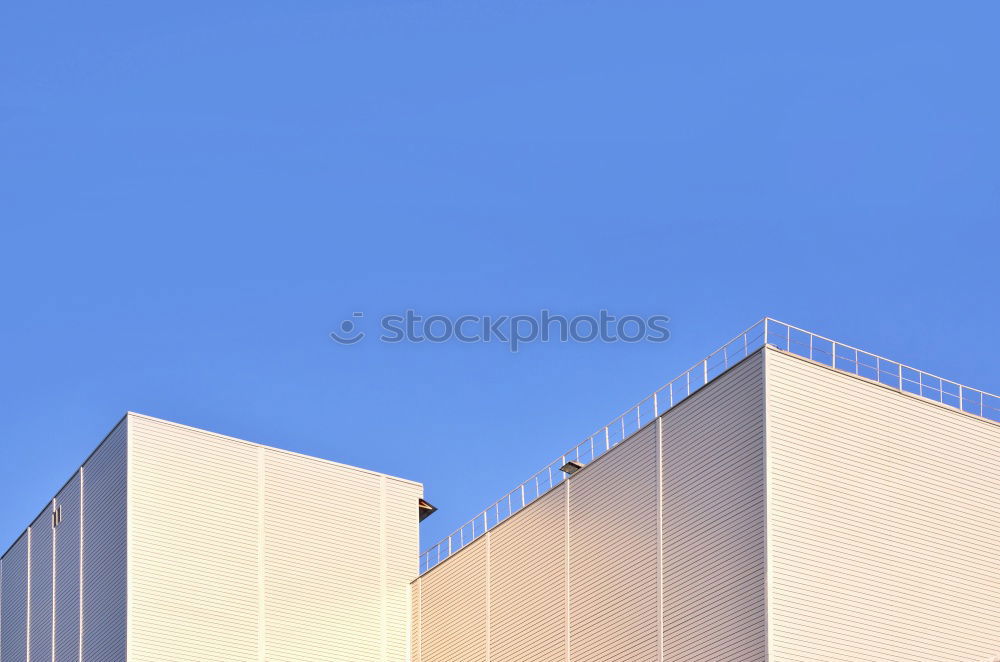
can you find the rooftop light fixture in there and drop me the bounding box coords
[559,460,584,476]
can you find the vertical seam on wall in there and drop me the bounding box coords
[485,531,491,662]
[257,448,266,662]
[657,415,664,662]
[51,499,56,662]
[417,577,422,662]
[379,476,388,662]
[78,468,83,662]
[26,527,31,662]
[762,348,772,662]
[125,418,132,662]
[564,482,570,662]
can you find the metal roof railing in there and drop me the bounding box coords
[419,317,1000,574]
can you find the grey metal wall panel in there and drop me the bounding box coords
[81,419,128,662]
[1,534,29,662]
[29,508,54,662]
[54,472,82,662]
[766,348,1000,662]
[490,483,566,662]
[569,422,658,662]
[661,350,766,662]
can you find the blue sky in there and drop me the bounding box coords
[2,0,998,551]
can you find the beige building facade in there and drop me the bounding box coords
[0,413,423,662]
[3,319,999,662]
[413,345,1000,662]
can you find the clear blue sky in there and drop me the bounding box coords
[2,0,998,552]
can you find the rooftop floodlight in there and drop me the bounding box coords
[559,460,584,476]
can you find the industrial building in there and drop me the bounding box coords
[0,413,423,662]
[3,319,1000,661]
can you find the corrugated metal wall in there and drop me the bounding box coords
[1,413,421,662]
[570,423,659,662]
[417,535,489,662]
[1,534,29,662]
[383,477,422,661]
[127,413,423,662]
[412,351,766,662]
[262,447,386,661]
[129,414,260,661]
[662,351,766,661]
[766,348,1000,662]
[0,419,127,662]
[492,484,565,662]
[81,418,128,662]
[53,472,82,662]
[28,506,54,662]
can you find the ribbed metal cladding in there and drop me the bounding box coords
[412,350,767,662]
[80,419,129,662]
[766,348,1000,662]
[0,418,128,662]
[2,413,423,662]
[1,533,30,662]
[53,471,82,662]
[126,412,422,662]
[661,351,766,661]
[28,506,54,662]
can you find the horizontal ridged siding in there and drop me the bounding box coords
[1,422,125,662]
[1,534,29,662]
[29,508,54,662]
[81,419,128,662]
[54,472,82,662]
[126,413,421,662]
[766,348,1000,662]
[263,448,383,661]
[491,485,565,662]
[5,412,422,662]
[414,350,767,662]
[411,578,421,662]
[417,535,489,662]
[128,415,260,662]
[384,478,423,661]
[570,423,658,662]
[662,350,765,661]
